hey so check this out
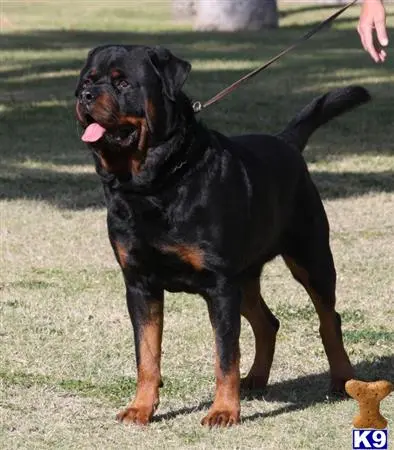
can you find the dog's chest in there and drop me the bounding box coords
[106,193,210,289]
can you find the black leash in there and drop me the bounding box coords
[193,0,357,113]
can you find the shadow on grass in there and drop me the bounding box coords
[1,27,389,92]
[0,166,104,209]
[2,355,392,423]
[154,354,394,423]
[0,23,367,52]
[1,165,393,210]
[1,27,378,103]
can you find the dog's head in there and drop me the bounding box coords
[75,45,191,152]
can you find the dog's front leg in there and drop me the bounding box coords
[202,285,241,427]
[116,283,164,426]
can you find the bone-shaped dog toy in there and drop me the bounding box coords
[345,379,393,429]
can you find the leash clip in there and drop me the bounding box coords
[192,101,202,113]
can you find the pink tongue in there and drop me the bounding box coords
[81,123,106,142]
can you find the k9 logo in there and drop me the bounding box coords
[353,429,388,450]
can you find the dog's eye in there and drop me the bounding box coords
[117,79,129,89]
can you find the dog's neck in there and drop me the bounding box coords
[91,114,210,195]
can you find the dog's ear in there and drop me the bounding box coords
[147,47,191,101]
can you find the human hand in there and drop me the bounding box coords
[358,0,388,62]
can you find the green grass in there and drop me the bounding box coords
[343,329,394,345]
[1,1,393,448]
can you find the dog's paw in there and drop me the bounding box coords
[240,375,268,393]
[201,408,240,427]
[328,377,352,400]
[116,405,153,426]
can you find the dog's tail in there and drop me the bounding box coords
[278,86,370,152]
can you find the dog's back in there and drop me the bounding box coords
[214,85,371,264]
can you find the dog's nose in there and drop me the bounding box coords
[81,90,95,104]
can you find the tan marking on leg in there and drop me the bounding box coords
[283,256,354,390]
[240,279,279,391]
[201,347,240,427]
[117,301,163,426]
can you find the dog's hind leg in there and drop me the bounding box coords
[240,278,280,392]
[283,221,354,395]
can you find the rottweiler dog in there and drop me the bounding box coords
[75,45,370,427]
